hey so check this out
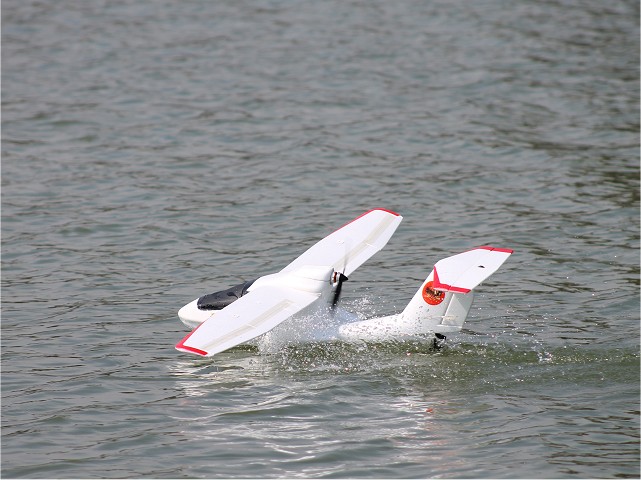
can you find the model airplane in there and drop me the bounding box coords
[176,209,512,357]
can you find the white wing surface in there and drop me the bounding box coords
[280,209,402,277]
[432,246,513,293]
[176,286,319,357]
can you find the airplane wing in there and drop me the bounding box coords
[280,208,403,277]
[176,209,401,357]
[432,246,513,293]
[176,285,319,357]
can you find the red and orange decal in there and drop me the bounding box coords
[422,281,445,305]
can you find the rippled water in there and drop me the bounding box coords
[2,0,639,478]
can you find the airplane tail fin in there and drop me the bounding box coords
[400,247,513,334]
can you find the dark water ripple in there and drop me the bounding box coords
[2,0,639,478]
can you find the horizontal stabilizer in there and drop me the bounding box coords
[176,286,319,357]
[280,209,402,278]
[432,246,513,293]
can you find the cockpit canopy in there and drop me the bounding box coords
[197,279,256,310]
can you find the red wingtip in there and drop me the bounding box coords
[175,327,209,356]
[176,344,209,356]
[475,246,514,254]
[332,208,401,234]
[371,208,401,217]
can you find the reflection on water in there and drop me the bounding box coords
[167,341,639,477]
[168,346,455,477]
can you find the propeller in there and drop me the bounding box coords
[331,240,350,310]
[330,271,348,310]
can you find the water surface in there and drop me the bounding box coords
[2,0,639,478]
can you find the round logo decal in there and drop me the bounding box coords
[422,281,445,305]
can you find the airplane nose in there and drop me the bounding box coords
[178,299,214,329]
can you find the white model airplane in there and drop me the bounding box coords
[176,209,512,357]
